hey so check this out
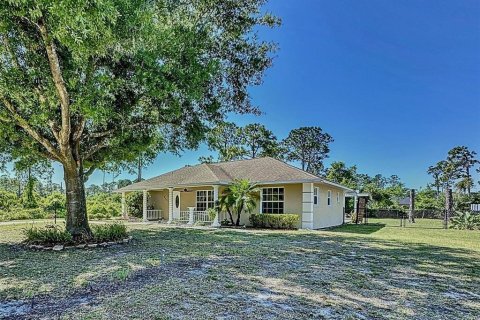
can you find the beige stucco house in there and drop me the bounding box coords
[115,157,354,229]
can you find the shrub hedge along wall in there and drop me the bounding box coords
[249,213,300,229]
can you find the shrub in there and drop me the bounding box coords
[87,193,121,220]
[41,191,66,218]
[221,218,231,226]
[206,208,217,221]
[92,223,128,242]
[450,212,479,230]
[23,225,73,245]
[126,191,150,218]
[0,190,18,211]
[249,213,300,229]
[4,207,47,221]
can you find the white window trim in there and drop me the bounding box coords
[196,190,214,211]
[327,190,332,206]
[260,186,285,214]
[314,187,319,206]
[337,192,340,204]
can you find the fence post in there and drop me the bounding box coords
[409,189,416,223]
[188,207,195,225]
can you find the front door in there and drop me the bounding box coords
[173,191,181,219]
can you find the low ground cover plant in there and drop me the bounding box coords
[249,213,300,229]
[23,224,73,245]
[23,223,128,245]
[92,223,128,242]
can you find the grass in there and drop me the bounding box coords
[0,219,479,319]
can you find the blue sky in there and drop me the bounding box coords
[53,0,479,189]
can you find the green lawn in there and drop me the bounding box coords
[0,219,479,319]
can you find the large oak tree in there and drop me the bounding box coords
[0,0,278,239]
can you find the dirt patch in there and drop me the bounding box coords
[1,258,209,319]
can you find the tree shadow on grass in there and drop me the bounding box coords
[1,225,479,319]
[327,223,386,234]
[221,232,480,319]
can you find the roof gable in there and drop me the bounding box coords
[115,157,351,192]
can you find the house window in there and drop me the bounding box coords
[261,187,284,214]
[314,187,319,205]
[337,192,340,204]
[196,190,214,211]
[327,190,331,206]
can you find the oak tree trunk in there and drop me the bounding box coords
[63,161,92,240]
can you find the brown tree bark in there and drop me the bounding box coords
[235,204,244,226]
[226,208,235,225]
[444,188,453,229]
[63,160,92,240]
[466,167,471,195]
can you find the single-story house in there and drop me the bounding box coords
[114,157,354,229]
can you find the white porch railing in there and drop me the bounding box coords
[193,210,212,223]
[146,209,162,220]
[174,210,212,224]
[179,211,190,222]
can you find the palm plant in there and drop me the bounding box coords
[450,211,479,230]
[218,179,259,226]
[216,191,236,225]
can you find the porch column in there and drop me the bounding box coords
[121,192,127,219]
[142,190,148,222]
[302,183,314,229]
[167,187,174,223]
[354,194,358,215]
[211,185,221,227]
[187,207,195,225]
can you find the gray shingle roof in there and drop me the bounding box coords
[115,157,351,192]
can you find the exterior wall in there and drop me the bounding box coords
[229,183,303,227]
[149,190,169,220]
[146,182,345,229]
[313,184,345,229]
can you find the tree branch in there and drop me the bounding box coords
[48,121,61,142]
[83,140,110,161]
[72,117,86,142]
[85,122,154,140]
[1,97,62,161]
[83,165,97,181]
[37,18,71,148]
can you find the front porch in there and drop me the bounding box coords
[120,185,221,227]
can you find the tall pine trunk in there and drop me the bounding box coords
[408,189,415,223]
[63,160,92,240]
[466,167,471,195]
[444,188,453,229]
